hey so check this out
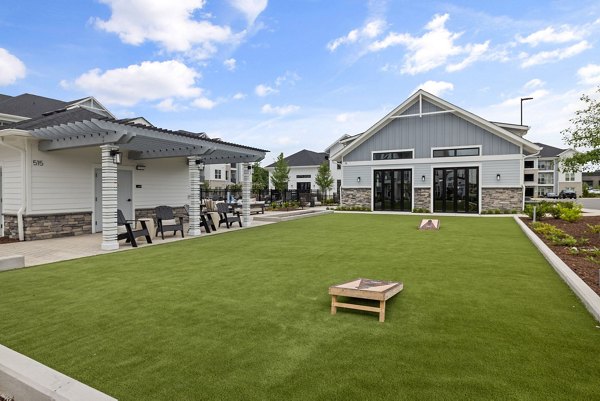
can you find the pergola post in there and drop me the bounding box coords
[241,163,252,227]
[188,156,202,236]
[100,144,119,250]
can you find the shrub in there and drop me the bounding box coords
[587,224,600,235]
[412,207,430,213]
[531,222,578,246]
[524,201,555,220]
[559,204,582,223]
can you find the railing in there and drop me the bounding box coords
[538,178,554,185]
[199,189,339,204]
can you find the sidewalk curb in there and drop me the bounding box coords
[514,216,600,323]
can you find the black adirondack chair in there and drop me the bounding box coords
[117,209,152,247]
[216,202,242,228]
[155,206,184,239]
[184,204,216,233]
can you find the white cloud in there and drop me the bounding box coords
[414,80,454,97]
[517,25,584,47]
[0,48,26,86]
[233,92,246,100]
[521,40,590,68]
[369,14,489,75]
[523,79,545,90]
[155,98,182,112]
[261,104,299,116]
[327,19,385,51]
[66,60,202,106]
[228,0,268,25]
[192,96,217,109]
[255,84,278,97]
[577,64,600,86]
[94,0,248,60]
[224,58,237,71]
[336,113,353,123]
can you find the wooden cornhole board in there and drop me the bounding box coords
[329,278,403,322]
[419,219,440,230]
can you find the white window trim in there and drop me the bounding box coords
[371,148,415,161]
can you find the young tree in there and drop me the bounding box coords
[561,87,600,172]
[251,163,269,194]
[270,153,290,196]
[315,161,334,195]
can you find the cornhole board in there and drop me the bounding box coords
[419,219,440,230]
[329,278,403,322]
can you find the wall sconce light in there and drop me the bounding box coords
[421,175,426,182]
[135,164,146,171]
[357,176,361,183]
[496,173,501,181]
[194,159,205,170]
[109,150,122,164]
[247,164,253,170]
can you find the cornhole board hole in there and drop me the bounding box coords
[329,278,403,322]
[419,219,440,230]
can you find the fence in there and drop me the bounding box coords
[199,189,339,204]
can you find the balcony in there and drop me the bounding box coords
[538,178,554,185]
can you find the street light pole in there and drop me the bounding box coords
[520,97,533,125]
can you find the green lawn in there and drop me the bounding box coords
[1,214,599,400]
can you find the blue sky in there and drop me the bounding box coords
[1,0,600,164]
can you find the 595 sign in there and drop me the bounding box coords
[33,160,44,167]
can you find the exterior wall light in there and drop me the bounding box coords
[109,150,122,164]
[496,173,501,181]
[136,164,146,171]
[357,177,361,183]
[421,175,426,182]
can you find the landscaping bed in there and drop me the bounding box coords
[523,215,600,296]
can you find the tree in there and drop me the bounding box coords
[270,153,290,196]
[251,163,269,194]
[315,161,334,195]
[561,87,600,172]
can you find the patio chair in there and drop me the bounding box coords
[216,202,242,228]
[155,205,184,239]
[117,209,152,247]
[184,204,216,233]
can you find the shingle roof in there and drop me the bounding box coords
[535,142,566,158]
[0,93,69,118]
[0,94,13,103]
[266,149,327,167]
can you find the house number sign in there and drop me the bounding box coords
[33,160,44,166]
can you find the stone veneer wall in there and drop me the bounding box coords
[481,187,523,212]
[341,188,371,209]
[4,212,93,241]
[413,188,431,211]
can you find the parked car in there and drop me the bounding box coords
[546,192,559,199]
[589,188,600,195]
[559,190,577,199]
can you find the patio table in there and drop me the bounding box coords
[329,278,403,322]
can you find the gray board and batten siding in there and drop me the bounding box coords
[343,100,521,162]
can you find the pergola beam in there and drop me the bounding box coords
[38,131,128,151]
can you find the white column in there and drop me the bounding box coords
[188,156,202,236]
[242,163,252,227]
[100,144,119,250]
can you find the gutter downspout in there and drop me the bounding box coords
[0,138,26,241]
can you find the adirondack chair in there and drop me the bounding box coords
[216,202,242,228]
[155,205,184,239]
[117,209,152,247]
[184,204,216,233]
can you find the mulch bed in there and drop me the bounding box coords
[522,216,600,296]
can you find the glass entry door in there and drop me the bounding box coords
[433,167,478,213]
[374,169,412,211]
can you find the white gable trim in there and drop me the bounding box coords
[331,90,541,161]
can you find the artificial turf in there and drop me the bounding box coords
[1,214,599,400]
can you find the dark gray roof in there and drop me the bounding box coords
[266,149,327,167]
[0,94,12,103]
[535,142,566,158]
[7,108,268,153]
[0,93,69,118]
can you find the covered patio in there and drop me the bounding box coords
[7,108,267,249]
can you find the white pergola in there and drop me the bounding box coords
[30,116,267,250]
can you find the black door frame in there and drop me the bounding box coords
[433,167,479,213]
[373,169,412,211]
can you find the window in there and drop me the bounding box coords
[226,171,229,181]
[524,160,534,168]
[565,172,575,181]
[538,160,554,170]
[373,150,413,160]
[337,163,341,170]
[231,171,237,183]
[296,174,311,178]
[215,169,221,179]
[432,147,479,158]
[524,174,534,182]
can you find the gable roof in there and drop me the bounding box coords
[0,93,69,118]
[533,142,574,158]
[266,149,327,168]
[330,90,540,161]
